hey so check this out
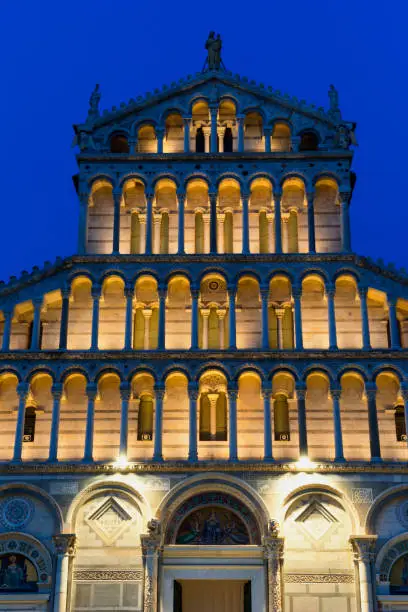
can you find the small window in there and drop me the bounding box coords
[196,127,205,153]
[23,407,36,443]
[274,394,290,441]
[299,131,319,151]
[138,395,153,441]
[395,404,406,442]
[110,134,130,154]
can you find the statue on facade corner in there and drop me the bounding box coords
[88,83,101,118]
[328,84,339,112]
[205,32,223,71]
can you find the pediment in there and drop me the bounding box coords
[74,71,342,144]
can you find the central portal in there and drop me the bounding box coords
[174,580,251,612]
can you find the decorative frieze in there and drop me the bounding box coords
[285,573,354,583]
[74,568,144,581]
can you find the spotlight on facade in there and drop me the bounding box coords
[113,454,129,469]
[296,456,315,470]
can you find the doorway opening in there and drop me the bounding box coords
[173,579,251,612]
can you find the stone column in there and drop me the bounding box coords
[203,212,211,253]
[359,287,371,350]
[292,285,303,350]
[401,384,408,451]
[326,283,338,350]
[153,384,165,461]
[229,388,238,461]
[143,309,152,350]
[210,106,218,153]
[307,192,316,253]
[128,137,137,154]
[90,285,101,351]
[203,126,211,153]
[191,287,199,349]
[228,286,237,350]
[12,382,30,462]
[242,193,250,254]
[264,127,272,152]
[48,383,63,462]
[296,383,308,457]
[183,117,191,153]
[217,126,225,152]
[208,393,218,439]
[217,213,225,253]
[139,214,146,254]
[274,191,282,254]
[209,192,218,253]
[281,213,289,253]
[59,288,70,350]
[77,191,89,254]
[388,296,401,349]
[30,297,43,350]
[157,286,167,350]
[124,285,134,350]
[217,309,226,349]
[52,534,76,612]
[267,212,274,252]
[263,536,285,612]
[83,383,97,462]
[340,192,352,252]
[119,382,131,458]
[263,388,273,460]
[365,382,381,461]
[156,127,164,154]
[331,388,345,461]
[141,528,161,612]
[275,307,285,350]
[350,536,377,612]
[188,383,198,461]
[2,307,13,351]
[237,115,244,152]
[177,192,186,254]
[201,309,210,349]
[261,287,270,350]
[145,193,154,255]
[153,213,161,254]
[112,188,121,254]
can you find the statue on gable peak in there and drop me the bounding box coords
[204,32,224,72]
[87,84,101,120]
[328,84,342,120]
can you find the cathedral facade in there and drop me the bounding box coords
[0,38,408,612]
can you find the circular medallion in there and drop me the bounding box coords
[0,497,34,529]
[209,281,219,291]
[397,500,408,529]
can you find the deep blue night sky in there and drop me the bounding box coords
[1,0,407,280]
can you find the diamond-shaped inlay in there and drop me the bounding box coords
[85,497,135,545]
[295,499,338,541]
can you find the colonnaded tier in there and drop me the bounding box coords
[0,33,408,612]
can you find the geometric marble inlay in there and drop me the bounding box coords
[295,499,338,540]
[85,497,135,545]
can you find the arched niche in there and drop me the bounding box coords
[306,371,333,461]
[88,180,114,254]
[271,371,295,460]
[335,275,361,349]
[99,276,125,350]
[236,277,261,349]
[137,124,156,153]
[301,274,328,349]
[244,112,263,152]
[268,276,294,350]
[163,371,189,460]
[133,276,159,350]
[314,177,340,252]
[129,371,155,460]
[59,372,88,461]
[340,371,369,461]
[154,178,178,254]
[272,123,291,152]
[67,276,92,350]
[95,372,121,461]
[0,373,18,460]
[199,274,228,350]
[250,178,273,254]
[185,179,209,254]
[164,113,184,153]
[166,276,191,349]
[237,371,263,460]
[122,179,146,255]
[218,178,241,253]
[198,370,228,459]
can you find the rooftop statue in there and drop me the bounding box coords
[87,84,101,119]
[204,32,224,71]
[328,84,342,120]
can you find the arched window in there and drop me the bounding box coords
[23,406,36,442]
[395,404,406,441]
[110,133,130,154]
[199,392,227,441]
[196,127,205,153]
[274,394,290,440]
[138,395,153,440]
[299,131,319,151]
[224,127,233,152]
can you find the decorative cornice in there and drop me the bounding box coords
[4,460,408,475]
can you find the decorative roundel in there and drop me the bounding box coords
[397,500,408,529]
[209,281,219,291]
[0,497,34,529]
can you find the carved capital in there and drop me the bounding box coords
[17,382,30,401]
[228,388,239,401]
[51,383,64,400]
[296,383,307,400]
[154,384,165,400]
[140,533,161,557]
[358,286,368,299]
[350,535,377,564]
[91,284,102,299]
[331,388,342,400]
[263,535,284,560]
[326,283,336,298]
[53,533,76,557]
[120,382,132,401]
[86,383,98,401]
